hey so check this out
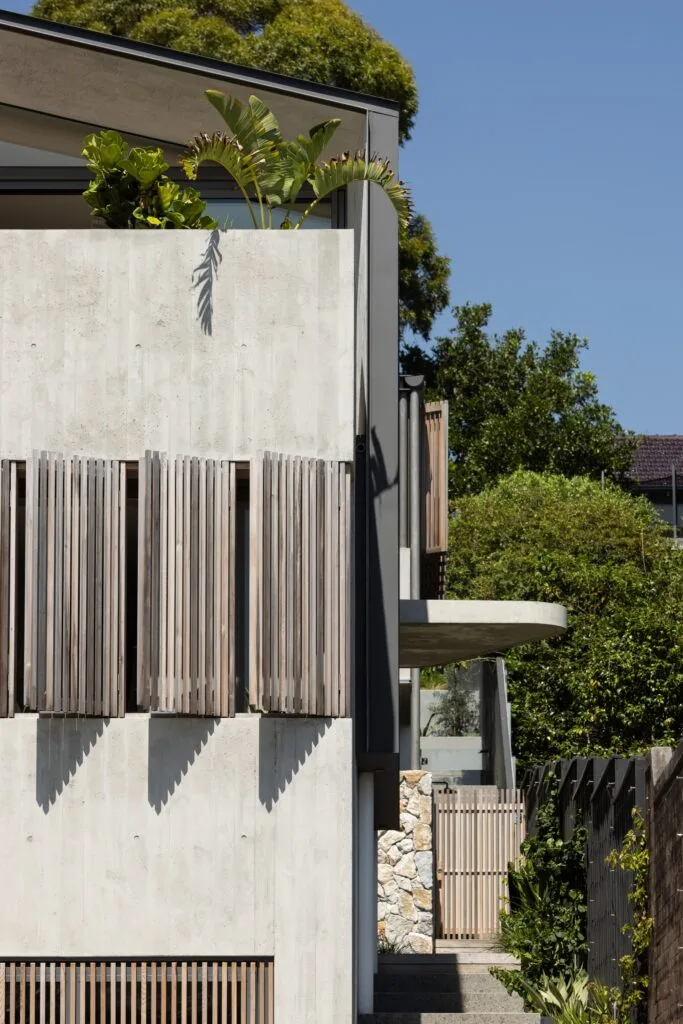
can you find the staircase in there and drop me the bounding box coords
[359,951,541,1023]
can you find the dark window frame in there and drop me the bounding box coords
[0,166,346,227]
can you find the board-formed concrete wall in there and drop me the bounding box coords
[0,714,353,1024]
[0,230,354,461]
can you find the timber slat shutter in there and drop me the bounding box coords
[24,454,126,715]
[138,452,237,715]
[249,452,350,716]
[423,401,449,554]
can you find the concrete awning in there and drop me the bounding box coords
[400,599,567,668]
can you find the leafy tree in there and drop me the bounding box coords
[401,303,636,496]
[423,664,478,737]
[33,0,451,339]
[399,214,450,342]
[447,471,683,768]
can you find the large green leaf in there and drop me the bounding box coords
[307,153,411,228]
[205,89,283,155]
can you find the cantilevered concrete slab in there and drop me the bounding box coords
[400,599,567,668]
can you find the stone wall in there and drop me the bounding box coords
[377,770,434,953]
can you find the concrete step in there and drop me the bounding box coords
[374,992,525,1013]
[376,971,515,994]
[360,1014,541,1023]
[379,953,520,968]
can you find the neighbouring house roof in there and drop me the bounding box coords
[627,435,683,487]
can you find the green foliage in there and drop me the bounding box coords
[181,90,411,229]
[510,969,616,1024]
[509,808,652,1024]
[401,303,637,496]
[494,777,587,1000]
[33,0,449,340]
[425,664,478,737]
[399,214,451,342]
[447,471,683,767]
[599,807,652,1023]
[82,130,216,229]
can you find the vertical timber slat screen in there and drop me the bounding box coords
[24,454,126,715]
[523,755,648,995]
[249,452,350,716]
[0,959,273,1024]
[434,788,525,940]
[138,453,237,715]
[0,460,18,716]
[422,401,448,555]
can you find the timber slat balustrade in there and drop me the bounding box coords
[0,959,274,1024]
[24,454,126,716]
[423,401,449,555]
[138,453,238,715]
[249,452,350,716]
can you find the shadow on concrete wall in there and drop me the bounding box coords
[147,716,217,813]
[193,229,222,336]
[258,716,330,811]
[36,716,109,813]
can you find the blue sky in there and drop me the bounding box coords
[3,0,682,432]
[352,0,682,435]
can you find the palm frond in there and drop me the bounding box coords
[308,152,412,228]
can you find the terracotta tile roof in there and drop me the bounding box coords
[627,435,683,486]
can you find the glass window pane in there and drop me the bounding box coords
[203,199,332,230]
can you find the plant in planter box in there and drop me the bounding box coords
[83,131,217,229]
[181,90,411,229]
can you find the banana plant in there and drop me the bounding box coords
[181,90,411,230]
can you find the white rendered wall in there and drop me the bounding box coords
[0,230,354,461]
[0,714,353,1024]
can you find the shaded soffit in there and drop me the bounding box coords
[0,12,380,159]
[399,599,568,669]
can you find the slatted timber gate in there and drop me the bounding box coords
[434,788,526,940]
[0,959,273,1024]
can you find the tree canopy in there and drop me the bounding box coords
[447,471,683,768]
[33,0,450,339]
[401,303,636,496]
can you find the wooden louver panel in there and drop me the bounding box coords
[0,461,18,717]
[249,452,350,716]
[138,453,237,715]
[423,400,449,554]
[24,454,126,715]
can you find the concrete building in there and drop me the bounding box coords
[0,10,566,1022]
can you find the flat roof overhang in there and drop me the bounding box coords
[400,599,568,668]
[0,11,397,158]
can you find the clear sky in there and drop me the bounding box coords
[3,0,682,433]
[351,0,683,435]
